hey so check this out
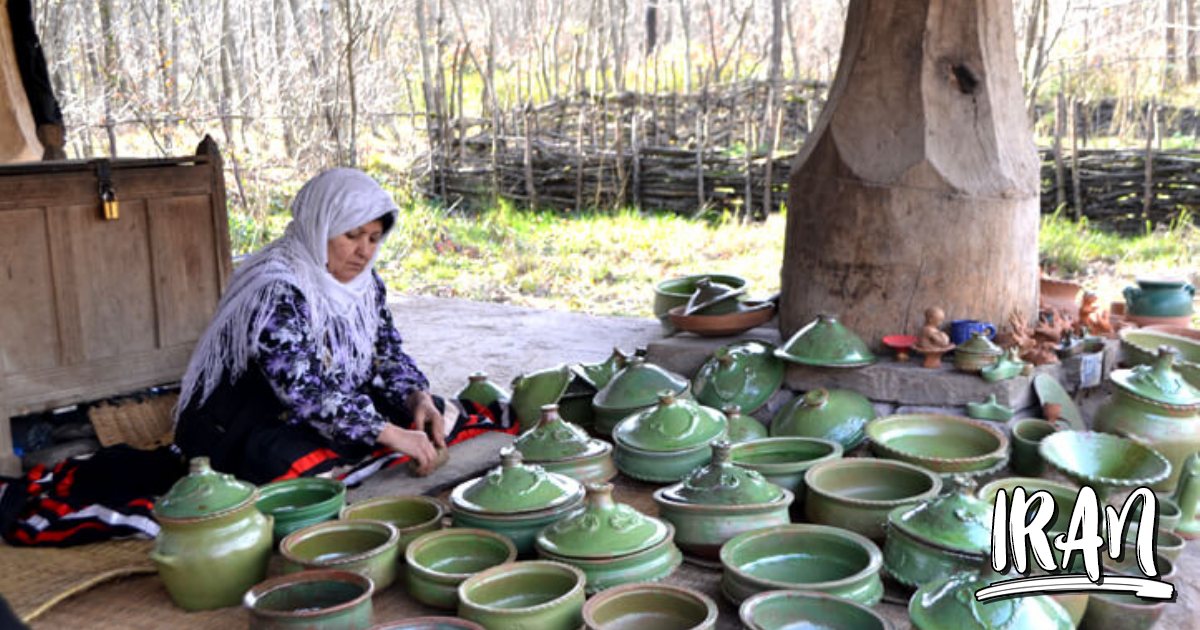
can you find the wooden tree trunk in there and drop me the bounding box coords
[780,0,1039,347]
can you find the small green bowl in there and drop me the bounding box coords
[582,583,718,630]
[804,458,943,540]
[457,561,587,630]
[406,528,518,610]
[739,589,894,630]
[341,495,445,552]
[257,477,346,542]
[244,569,373,630]
[729,437,844,515]
[280,519,401,591]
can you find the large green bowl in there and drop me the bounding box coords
[244,569,373,630]
[719,524,884,606]
[866,414,1008,473]
[739,590,894,630]
[457,561,586,630]
[804,458,943,540]
[406,528,518,610]
[256,477,346,542]
[583,583,718,630]
[280,520,401,591]
[1039,431,1172,492]
[340,495,444,552]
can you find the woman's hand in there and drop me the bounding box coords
[406,390,446,449]
[376,424,437,471]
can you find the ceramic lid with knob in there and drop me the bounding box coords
[775,314,876,367]
[593,358,689,411]
[1110,346,1200,407]
[612,392,727,452]
[956,332,1003,357]
[660,441,784,506]
[769,387,876,449]
[514,404,606,462]
[535,482,670,558]
[908,570,1073,630]
[456,371,511,407]
[154,457,257,520]
[887,476,993,555]
[450,447,584,515]
[692,341,784,415]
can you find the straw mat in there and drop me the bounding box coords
[0,539,156,623]
[88,393,177,450]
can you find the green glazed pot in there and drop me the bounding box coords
[244,569,374,630]
[964,394,1015,422]
[775,314,876,367]
[653,273,748,328]
[952,332,1003,373]
[280,519,401,591]
[257,477,346,542]
[556,392,596,429]
[612,392,728,483]
[583,583,719,630]
[1039,430,1172,496]
[451,502,582,558]
[1120,329,1200,389]
[457,372,511,409]
[1010,418,1059,477]
[1094,347,1200,492]
[1070,546,1175,630]
[908,571,1072,630]
[692,341,784,415]
[340,495,445,553]
[980,347,1028,382]
[511,365,575,431]
[513,405,614,483]
[593,358,690,436]
[1124,277,1195,317]
[770,388,876,450]
[804,458,943,540]
[723,406,769,443]
[405,528,518,610]
[684,277,747,316]
[977,477,1078,534]
[719,524,884,607]
[882,480,993,588]
[152,457,274,611]
[457,561,586,630]
[573,348,631,391]
[866,414,1009,474]
[739,590,894,630]
[729,437,843,516]
[370,618,484,630]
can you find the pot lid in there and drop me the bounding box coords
[510,365,575,426]
[888,477,992,555]
[613,392,727,451]
[155,457,256,520]
[684,278,747,316]
[1110,346,1200,406]
[775,315,876,367]
[573,347,630,390]
[909,571,1072,630]
[769,388,876,449]
[514,404,597,461]
[536,482,669,558]
[693,341,784,414]
[593,358,689,410]
[456,372,512,408]
[956,332,1003,356]
[660,441,784,505]
[450,448,584,514]
[724,405,769,443]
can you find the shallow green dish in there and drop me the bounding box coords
[256,477,346,542]
[739,590,894,630]
[406,528,518,610]
[866,414,1009,473]
[244,569,374,630]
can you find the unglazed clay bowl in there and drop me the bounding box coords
[256,477,346,542]
[406,528,518,610]
[667,304,776,337]
[866,414,1008,473]
[582,583,718,630]
[340,495,445,552]
[457,560,586,630]
[1039,431,1172,492]
[719,524,884,606]
[738,589,894,630]
[369,618,484,630]
[244,569,374,630]
[280,519,401,590]
[804,458,943,540]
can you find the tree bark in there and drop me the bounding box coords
[1187,0,1197,83]
[780,0,1040,347]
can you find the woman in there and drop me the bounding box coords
[174,169,510,484]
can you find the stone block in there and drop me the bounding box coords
[782,358,1042,408]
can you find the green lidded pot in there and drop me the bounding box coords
[723,405,768,444]
[953,332,1003,373]
[593,357,690,436]
[1094,346,1200,492]
[511,364,575,431]
[770,387,876,450]
[243,569,374,630]
[257,477,346,542]
[574,348,631,391]
[1124,277,1195,317]
[514,404,616,484]
[693,341,784,415]
[909,570,1072,630]
[457,372,511,409]
[152,457,274,611]
[775,314,876,367]
[653,441,793,559]
[883,476,993,588]
[612,392,728,483]
[535,482,682,593]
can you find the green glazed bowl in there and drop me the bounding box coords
[770,388,876,450]
[405,528,518,610]
[909,571,1072,630]
[257,477,346,542]
[370,618,484,630]
[866,414,1009,473]
[244,569,374,630]
[280,519,401,591]
[653,274,748,327]
[583,583,719,630]
[692,341,784,415]
[1039,431,1172,492]
[614,440,719,484]
[739,590,894,630]
[804,458,943,540]
[719,524,884,606]
[340,495,444,553]
[457,561,587,630]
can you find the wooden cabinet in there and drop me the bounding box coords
[0,138,231,474]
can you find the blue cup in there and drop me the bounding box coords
[949,319,997,345]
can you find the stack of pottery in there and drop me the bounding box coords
[510,365,575,431]
[653,273,747,330]
[770,387,876,450]
[653,441,793,560]
[775,314,876,367]
[559,348,629,428]
[883,477,993,588]
[535,482,682,593]
[592,357,689,436]
[953,332,1003,373]
[449,448,584,555]
[692,341,784,416]
[1123,277,1195,327]
[611,392,728,483]
[152,457,274,611]
[513,404,616,484]
[1094,346,1200,492]
[908,570,1072,629]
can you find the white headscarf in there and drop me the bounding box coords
[177,168,400,415]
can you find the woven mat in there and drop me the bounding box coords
[0,539,156,623]
[88,393,177,450]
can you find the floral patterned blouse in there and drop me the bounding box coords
[255,273,429,448]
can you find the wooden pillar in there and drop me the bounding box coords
[780,0,1040,346]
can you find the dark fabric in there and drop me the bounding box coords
[7,0,63,126]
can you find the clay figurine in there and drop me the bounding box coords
[912,307,955,368]
[1076,291,1114,336]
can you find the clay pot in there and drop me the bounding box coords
[257,477,346,543]
[1124,277,1195,318]
[405,528,517,610]
[1039,431,1172,497]
[668,303,776,337]
[152,457,274,611]
[279,519,401,591]
[804,458,943,540]
[243,569,374,630]
[510,365,575,431]
[723,406,769,444]
[514,404,616,484]
[719,524,884,607]
[457,561,586,630]
[882,479,993,588]
[952,332,1003,373]
[339,495,444,553]
[1040,277,1083,312]
[739,590,894,630]
[369,618,484,630]
[653,273,748,329]
[1076,547,1176,630]
[1010,418,1060,477]
[1172,451,1200,539]
[866,414,1008,474]
[775,314,876,367]
[908,571,1072,630]
[692,341,784,415]
[977,477,1078,534]
[456,372,511,409]
[769,388,876,450]
[583,583,718,630]
[611,392,727,483]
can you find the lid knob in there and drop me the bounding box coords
[189,456,213,475]
[802,388,830,408]
[710,440,732,464]
[721,404,742,417]
[657,390,677,406]
[469,372,489,383]
[499,446,523,468]
[585,482,616,510]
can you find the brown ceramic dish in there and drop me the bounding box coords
[667,303,776,337]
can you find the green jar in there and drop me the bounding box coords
[1124,278,1196,317]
